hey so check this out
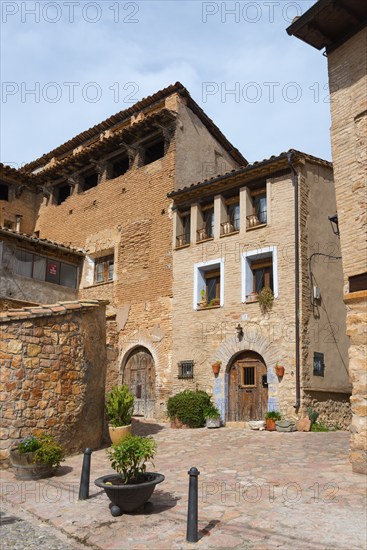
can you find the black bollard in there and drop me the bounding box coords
[78,448,92,500]
[186,466,200,543]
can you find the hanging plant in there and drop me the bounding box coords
[258,287,274,314]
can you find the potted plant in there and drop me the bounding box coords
[95,435,164,516]
[204,405,221,428]
[265,411,281,431]
[211,360,222,375]
[275,361,285,377]
[258,286,274,314]
[10,434,65,480]
[197,288,207,308]
[106,385,134,444]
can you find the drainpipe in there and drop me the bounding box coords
[15,214,22,233]
[286,152,300,411]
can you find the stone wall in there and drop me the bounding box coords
[0,300,107,465]
[328,28,367,474]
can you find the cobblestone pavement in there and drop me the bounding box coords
[1,422,366,550]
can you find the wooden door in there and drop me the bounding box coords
[228,352,268,421]
[124,347,155,418]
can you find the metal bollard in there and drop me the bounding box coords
[186,466,200,543]
[78,448,92,500]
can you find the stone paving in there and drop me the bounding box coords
[1,421,366,550]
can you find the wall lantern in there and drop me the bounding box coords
[236,323,244,340]
[328,214,339,237]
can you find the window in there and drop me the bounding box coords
[0,183,9,201]
[197,206,214,242]
[94,255,114,284]
[222,199,240,234]
[194,258,224,309]
[82,172,99,191]
[251,258,273,294]
[313,352,325,377]
[144,139,165,165]
[205,269,220,302]
[247,188,267,228]
[242,366,255,386]
[111,156,129,178]
[178,361,194,379]
[57,184,71,205]
[13,249,78,288]
[242,246,278,302]
[349,272,367,293]
[176,212,190,247]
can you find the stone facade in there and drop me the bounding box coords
[170,153,350,425]
[328,29,367,474]
[16,85,242,419]
[0,300,107,465]
[287,7,367,474]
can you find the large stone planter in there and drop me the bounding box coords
[206,418,221,429]
[95,472,165,516]
[108,424,132,445]
[10,449,54,480]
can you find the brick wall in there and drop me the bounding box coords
[0,300,107,465]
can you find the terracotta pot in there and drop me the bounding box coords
[108,424,132,445]
[265,418,276,431]
[212,363,221,375]
[276,366,285,377]
[222,222,234,235]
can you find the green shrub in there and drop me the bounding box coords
[203,405,221,420]
[311,422,329,432]
[106,385,134,427]
[265,411,281,420]
[107,435,156,484]
[307,407,319,425]
[258,287,274,314]
[167,390,212,428]
[18,434,64,468]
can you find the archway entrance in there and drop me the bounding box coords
[123,347,155,418]
[227,351,268,421]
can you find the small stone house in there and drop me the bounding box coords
[169,149,351,427]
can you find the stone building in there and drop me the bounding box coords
[1,83,245,422]
[287,0,367,474]
[169,150,351,427]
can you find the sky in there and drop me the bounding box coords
[0,0,332,169]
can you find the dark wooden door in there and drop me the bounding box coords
[228,352,268,421]
[124,347,155,418]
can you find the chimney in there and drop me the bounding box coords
[15,214,22,233]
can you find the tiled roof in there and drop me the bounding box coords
[0,300,109,322]
[0,163,37,184]
[21,82,247,172]
[168,149,332,198]
[0,227,85,256]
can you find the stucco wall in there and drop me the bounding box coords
[0,300,107,465]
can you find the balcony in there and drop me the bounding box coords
[176,233,190,248]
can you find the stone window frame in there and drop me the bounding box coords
[193,257,224,310]
[94,254,114,285]
[241,246,278,303]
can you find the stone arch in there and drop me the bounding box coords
[211,333,279,420]
[120,345,156,418]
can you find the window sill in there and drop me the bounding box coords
[196,305,221,311]
[246,224,267,232]
[85,280,114,289]
[245,296,259,304]
[196,237,214,244]
[175,244,190,250]
[220,231,239,238]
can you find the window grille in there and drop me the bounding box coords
[178,360,194,379]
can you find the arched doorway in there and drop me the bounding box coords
[227,351,268,421]
[123,347,155,418]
